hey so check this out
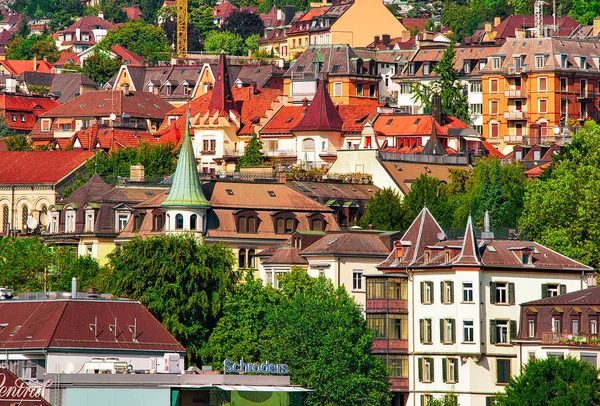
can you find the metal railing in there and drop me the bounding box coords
[504,111,528,120]
[504,89,527,98]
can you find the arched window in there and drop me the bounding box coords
[302,138,315,151]
[237,213,259,233]
[190,214,198,230]
[237,216,247,232]
[21,204,28,229]
[248,249,256,269]
[153,214,164,231]
[275,214,297,234]
[275,217,285,234]
[1,205,8,233]
[39,204,48,226]
[238,248,246,268]
[311,217,324,231]
[175,214,184,229]
[285,218,295,233]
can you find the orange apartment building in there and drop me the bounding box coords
[481,37,600,154]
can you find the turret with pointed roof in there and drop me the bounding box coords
[454,215,482,265]
[162,109,210,209]
[292,78,343,132]
[208,50,236,114]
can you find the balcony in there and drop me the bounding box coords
[577,91,597,100]
[503,135,524,144]
[389,378,409,391]
[503,64,529,77]
[319,148,338,157]
[504,89,527,98]
[541,332,599,345]
[366,299,409,313]
[504,111,528,120]
[264,149,297,158]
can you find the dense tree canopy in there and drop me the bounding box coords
[6,34,60,62]
[99,20,171,61]
[101,235,239,363]
[520,124,600,267]
[80,53,122,85]
[189,5,216,39]
[204,270,390,405]
[237,132,265,169]
[359,187,405,231]
[204,30,245,55]
[220,10,264,39]
[498,356,600,406]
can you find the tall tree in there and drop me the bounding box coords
[498,356,600,406]
[237,132,264,169]
[5,134,33,151]
[204,270,390,405]
[101,235,238,363]
[189,5,216,39]
[6,35,60,62]
[359,187,406,231]
[220,10,264,39]
[204,30,245,55]
[80,53,122,85]
[402,174,452,228]
[99,20,171,61]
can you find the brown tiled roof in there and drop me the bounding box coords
[287,181,379,201]
[208,51,237,114]
[0,299,185,352]
[524,286,600,306]
[71,125,158,151]
[302,232,390,256]
[380,161,468,195]
[262,244,308,265]
[292,79,343,132]
[0,151,93,185]
[0,94,60,132]
[452,215,481,265]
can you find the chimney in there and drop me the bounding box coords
[130,163,145,182]
[382,34,391,45]
[401,30,410,42]
[33,55,37,72]
[594,17,600,36]
[587,273,597,288]
[515,28,525,38]
[494,16,501,27]
[121,83,130,96]
[367,224,374,230]
[422,31,434,41]
[431,94,442,124]
[284,6,295,25]
[71,277,77,299]
[87,288,98,299]
[373,35,380,46]
[250,82,258,94]
[98,10,104,19]
[485,23,492,33]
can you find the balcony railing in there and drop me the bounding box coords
[541,332,599,345]
[504,89,527,98]
[504,111,528,120]
[503,135,524,144]
[319,148,338,157]
[502,64,530,76]
[577,91,597,100]
[366,299,409,313]
[264,149,297,157]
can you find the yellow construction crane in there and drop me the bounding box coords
[177,0,188,58]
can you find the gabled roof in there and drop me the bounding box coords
[524,286,600,306]
[49,73,97,104]
[292,79,343,132]
[110,45,145,66]
[0,151,93,185]
[71,125,158,151]
[302,232,390,256]
[453,215,482,265]
[0,94,60,131]
[0,60,53,75]
[60,16,116,33]
[208,51,237,114]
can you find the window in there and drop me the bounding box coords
[202,139,216,152]
[247,249,255,268]
[333,82,342,97]
[152,213,164,231]
[310,217,324,231]
[463,320,474,342]
[237,215,258,233]
[11,114,16,122]
[166,84,172,96]
[572,319,580,334]
[418,357,434,382]
[490,282,515,304]
[389,314,408,340]
[238,248,246,268]
[497,359,511,384]
[352,269,364,291]
[64,209,75,233]
[190,214,197,230]
[560,77,568,92]
[490,78,498,93]
[148,83,154,93]
[389,356,408,378]
[542,283,565,298]
[302,138,315,151]
[538,77,547,92]
[463,282,474,302]
[420,318,432,344]
[421,281,433,304]
[1,205,8,233]
[367,278,386,299]
[441,319,456,344]
[490,100,499,115]
[369,83,377,97]
[423,63,431,75]
[591,319,598,336]
[492,57,501,69]
[490,122,499,138]
[367,314,386,338]
[408,64,415,75]
[41,119,51,132]
[175,214,184,229]
[535,55,544,68]
[50,212,58,234]
[84,210,94,232]
[443,358,459,383]
[356,83,364,96]
[441,281,454,304]
[470,81,482,92]
[490,319,517,344]
[539,98,548,113]
[19,115,25,123]
[470,104,482,115]
[21,205,28,229]
[421,395,434,406]
[275,215,296,234]
[528,319,536,337]
[399,83,410,94]
[552,317,561,334]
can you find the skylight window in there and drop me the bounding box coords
[226,189,234,195]
[386,119,393,125]
[268,191,276,197]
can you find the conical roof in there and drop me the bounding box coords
[453,215,482,265]
[422,117,447,155]
[161,109,210,208]
[292,78,343,132]
[208,50,236,114]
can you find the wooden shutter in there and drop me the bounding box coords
[430,358,434,382]
[442,358,447,382]
[449,281,454,303]
[420,319,424,343]
[428,281,434,303]
[440,319,445,343]
[509,283,515,305]
[451,319,456,343]
[486,397,492,406]
[490,282,496,304]
[418,358,423,381]
[420,282,425,304]
[441,281,445,302]
[490,320,497,344]
[541,284,548,299]
[454,359,459,382]
[560,285,567,295]
[510,320,518,340]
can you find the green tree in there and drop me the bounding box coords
[237,132,264,169]
[99,0,128,23]
[16,18,30,37]
[81,53,122,85]
[204,30,245,55]
[205,269,390,405]
[359,187,406,231]
[189,5,215,39]
[101,235,239,363]
[99,20,171,61]
[403,174,452,228]
[49,11,76,32]
[0,117,17,138]
[427,392,459,406]
[520,125,600,267]
[220,10,264,40]
[5,134,33,151]
[245,33,260,53]
[569,0,600,25]
[6,34,60,62]
[498,356,600,406]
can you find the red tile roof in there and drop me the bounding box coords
[0,94,60,132]
[214,1,238,19]
[373,114,470,137]
[524,161,551,178]
[71,125,158,151]
[0,60,53,75]
[0,299,185,352]
[0,151,93,185]
[208,51,236,114]
[123,6,142,20]
[110,45,145,66]
[399,18,428,32]
[55,51,80,66]
[292,79,343,132]
[481,140,504,158]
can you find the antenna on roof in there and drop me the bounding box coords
[89,317,99,342]
[108,317,118,342]
[128,318,139,343]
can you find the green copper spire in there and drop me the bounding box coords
[162,108,210,208]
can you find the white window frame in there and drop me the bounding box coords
[496,320,509,344]
[528,319,535,337]
[84,209,94,232]
[64,210,76,233]
[50,212,59,233]
[591,320,598,335]
[424,282,432,304]
[495,282,508,304]
[535,55,544,68]
[352,269,364,291]
[116,211,131,231]
[547,283,559,297]
[538,76,548,92]
[463,320,474,342]
[333,82,342,97]
[463,282,474,302]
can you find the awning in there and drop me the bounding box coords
[177,385,312,392]
[56,118,74,124]
[462,136,482,141]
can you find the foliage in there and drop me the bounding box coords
[99,20,171,62]
[520,125,600,267]
[427,392,459,406]
[49,11,77,32]
[189,5,216,39]
[16,18,30,37]
[6,34,60,62]
[569,0,600,25]
[28,85,51,95]
[245,34,260,52]
[0,237,101,292]
[411,43,470,123]
[61,172,88,198]
[498,356,600,406]
[101,235,239,363]
[5,134,33,151]
[204,30,245,55]
[359,187,405,231]
[237,132,265,169]
[220,10,264,40]
[80,53,122,85]
[99,0,128,23]
[162,20,203,52]
[0,117,17,138]
[204,270,390,405]
[87,141,177,181]
[156,5,176,22]
[403,174,452,227]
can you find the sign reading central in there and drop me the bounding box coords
[223,359,289,375]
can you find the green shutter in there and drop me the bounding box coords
[421,395,425,406]
[427,319,432,343]
[441,281,445,302]
[560,284,567,295]
[429,282,434,303]
[486,397,492,406]
[442,358,447,382]
[449,281,454,303]
[451,319,456,343]
[541,284,548,299]
[510,320,518,341]
[497,360,503,383]
[421,281,425,304]
[509,283,515,305]
[490,319,497,344]
[430,358,434,382]
[490,282,496,304]
[440,319,445,343]
[420,319,424,343]
[418,358,423,381]
[454,359,459,382]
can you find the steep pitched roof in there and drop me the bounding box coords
[110,45,145,66]
[291,79,343,132]
[453,215,482,265]
[0,60,53,75]
[208,51,237,114]
[161,110,210,208]
[0,151,93,185]
[71,125,158,151]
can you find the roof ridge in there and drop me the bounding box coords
[45,301,69,348]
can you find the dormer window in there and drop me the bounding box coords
[580,56,586,69]
[274,213,297,234]
[148,83,154,93]
[116,211,131,231]
[492,57,501,69]
[408,64,415,76]
[65,209,76,233]
[237,211,259,234]
[560,54,568,68]
[424,250,430,264]
[464,62,471,73]
[423,63,431,75]
[84,209,95,232]
[535,55,544,68]
[522,252,531,264]
[309,214,326,231]
[50,211,59,233]
[166,84,172,96]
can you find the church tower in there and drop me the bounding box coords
[161,108,211,235]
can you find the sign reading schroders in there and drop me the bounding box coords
[224,359,289,375]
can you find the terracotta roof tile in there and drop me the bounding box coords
[0,151,93,185]
[302,232,390,256]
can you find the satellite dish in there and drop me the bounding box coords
[109,113,117,121]
[552,125,561,135]
[62,361,75,374]
[26,216,38,230]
